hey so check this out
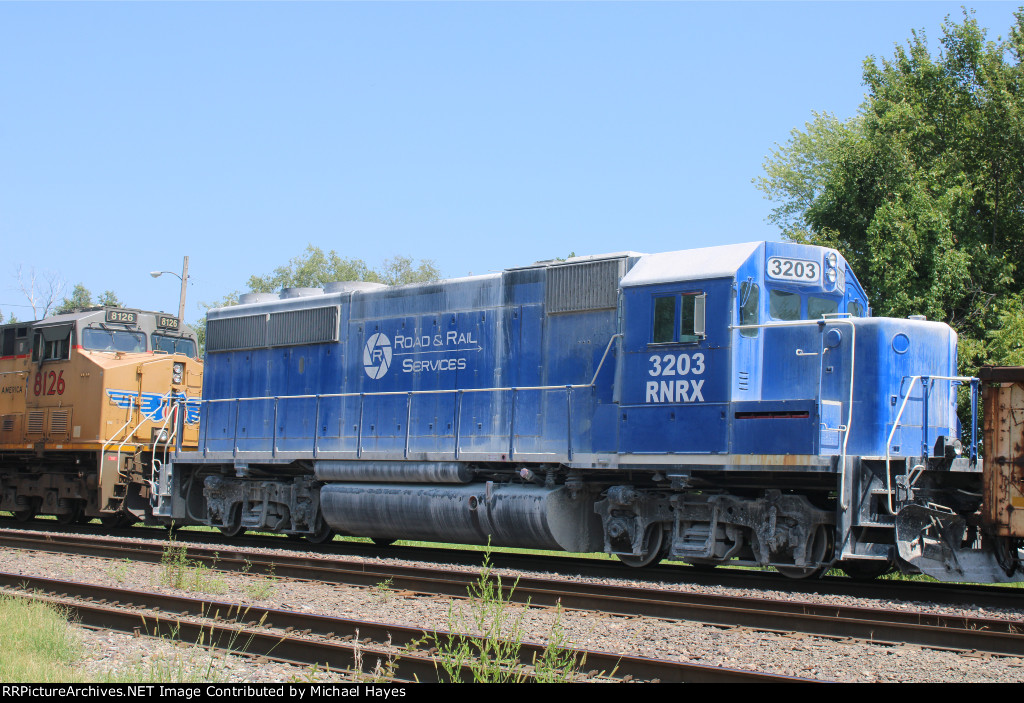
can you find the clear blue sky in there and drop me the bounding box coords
[1,1,1020,323]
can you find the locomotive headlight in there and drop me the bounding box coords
[826,269,837,284]
[827,252,838,268]
[172,362,184,384]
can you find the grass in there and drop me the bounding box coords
[0,593,289,683]
[0,595,83,682]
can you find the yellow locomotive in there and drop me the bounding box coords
[0,307,202,525]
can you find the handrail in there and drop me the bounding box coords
[883,374,975,515]
[193,332,622,462]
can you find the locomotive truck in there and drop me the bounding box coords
[151,241,1022,581]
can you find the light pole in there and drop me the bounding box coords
[150,255,189,322]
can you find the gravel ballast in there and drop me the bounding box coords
[1,530,1022,683]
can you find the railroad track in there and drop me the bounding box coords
[6,519,1022,612]
[0,573,810,683]
[2,528,1023,658]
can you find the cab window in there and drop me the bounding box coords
[808,296,839,320]
[653,296,676,343]
[848,300,864,317]
[82,328,147,353]
[153,334,197,357]
[33,329,72,362]
[651,293,706,344]
[769,289,800,321]
[738,281,759,337]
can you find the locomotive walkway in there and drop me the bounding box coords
[1,527,1022,659]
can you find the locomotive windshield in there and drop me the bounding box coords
[152,333,197,357]
[82,328,146,353]
[768,289,843,321]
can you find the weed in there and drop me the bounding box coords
[107,559,132,584]
[158,534,228,595]
[243,564,278,601]
[370,577,395,604]
[423,545,586,683]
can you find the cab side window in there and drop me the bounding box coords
[652,296,676,343]
[33,334,70,361]
[652,293,705,344]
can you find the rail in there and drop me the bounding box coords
[188,333,622,463]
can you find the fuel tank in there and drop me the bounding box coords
[320,482,602,553]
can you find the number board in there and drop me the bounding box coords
[157,315,180,330]
[767,257,820,285]
[105,309,137,324]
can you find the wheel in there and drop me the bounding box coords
[775,525,833,580]
[840,560,894,580]
[217,507,246,538]
[101,513,135,530]
[12,498,39,523]
[616,526,665,568]
[55,502,83,526]
[305,520,335,544]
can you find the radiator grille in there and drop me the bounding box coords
[208,306,339,352]
[1,416,14,432]
[206,314,268,352]
[268,306,339,347]
[26,411,44,434]
[546,259,622,314]
[49,410,69,436]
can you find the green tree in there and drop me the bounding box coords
[55,284,93,314]
[192,247,440,355]
[55,285,122,314]
[98,290,121,307]
[247,244,440,292]
[756,9,1024,371]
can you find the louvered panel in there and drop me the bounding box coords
[268,306,339,347]
[206,314,268,353]
[49,410,70,437]
[26,411,44,434]
[546,259,622,314]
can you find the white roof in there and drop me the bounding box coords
[619,241,762,288]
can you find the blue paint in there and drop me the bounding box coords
[195,242,963,465]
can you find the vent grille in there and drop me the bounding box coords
[207,314,268,352]
[208,306,339,352]
[1,416,14,432]
[49,410,70,436]
[546,259,622,315]
[268,307,339,347]
[739,371,750,392]
[26,411,44,434]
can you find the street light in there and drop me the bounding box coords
[150,255,189,322]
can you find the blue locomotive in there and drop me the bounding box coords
[156,241,1022,581]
